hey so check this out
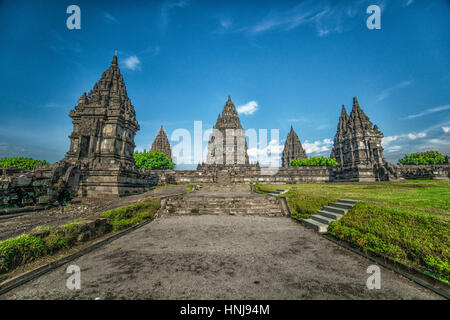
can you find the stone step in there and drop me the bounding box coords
[323,205,347,215]
[317,210,343,220]
[163,193,284,216]
[166,206,281,211]
[310,214,335,225]
[330,202,353,210]
[302,218,328,233]
[339,199,359,205]
[166,208,283,215]
[181,198,279,203]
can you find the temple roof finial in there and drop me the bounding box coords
[112,55,118,66]
[353,97,359,109]
[341,104,348,116]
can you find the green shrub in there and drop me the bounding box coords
[398,150,446,165]
[43,233,70,253]
[134,150,175,170]
[0,157,49,170]
[0,234,48,273]
[289,156,339,167]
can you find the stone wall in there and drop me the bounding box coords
[0,167,59,207]
[146,163,450,186]
[76,163,160,198]
[396,164,450,180]
[2,163,448,206]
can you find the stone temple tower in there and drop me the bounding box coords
[281,126,307,167]
[206,96,249,166]
[150,126,172,160]
[65,55,139,167]
[331,97,385,181]
[62,56,151,197]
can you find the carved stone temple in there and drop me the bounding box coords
[65,56,139,166]
[150,126,172,160]
[62,56,153,197]
[205,96,250,166]
[281,126,307,167]
[330,97,387,181]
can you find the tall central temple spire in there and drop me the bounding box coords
[206,96,249,166]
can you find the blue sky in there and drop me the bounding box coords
[0,0,449,168]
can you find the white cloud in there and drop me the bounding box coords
[287,117,308,123]
[383,135,399,144]
[123,55,141,71]
[303,138,333,154]
[404,105,450,120]
[405,0,414,6]
[377,81,412,102]
[382,131,427,146]
[247,139,283,166]
[428,138,447,145]
[407,132,427,140]
[249,4,332,35]
[442,127,450,133]
[240,1,380,37]
[386,145,402,152]
[237,101,258,115]
[160,0,190,29]
[104,12,118,23]
[220,19,232,29]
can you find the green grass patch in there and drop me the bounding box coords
[101,197,161,231]
[329,202,450,282]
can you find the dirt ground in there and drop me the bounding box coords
[0,185,187,240]
[1,215,442,300]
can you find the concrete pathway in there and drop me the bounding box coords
[1,215,442,300]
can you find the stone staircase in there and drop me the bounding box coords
[268,189,288,196]
[162,192,284,216]
[301,199,359,233]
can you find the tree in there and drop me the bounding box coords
[289,156,339,167]
[398,151,446,165]
[0,157,49,169]
[133,150,175,170]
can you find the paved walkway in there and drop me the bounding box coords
[1,215,442,299]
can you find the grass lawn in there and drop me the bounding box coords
[254,181,450,282]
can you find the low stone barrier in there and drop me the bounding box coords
[29,217,109,243]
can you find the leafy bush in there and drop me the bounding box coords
[289,156,339,167]
[43,233,70,253]
[0,157,49,170]
[0,234,48,273]
[398,150,446,165]
[134,151,175,170]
